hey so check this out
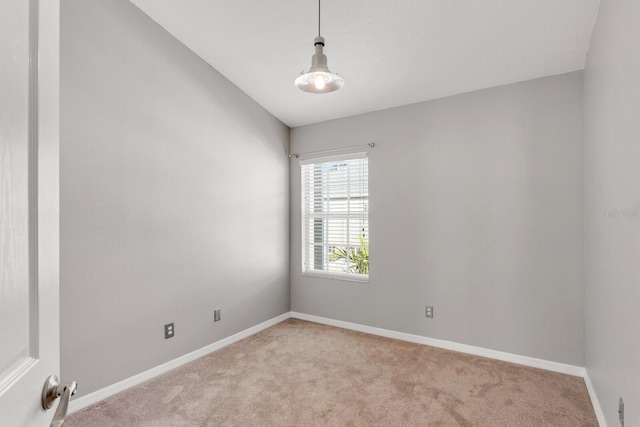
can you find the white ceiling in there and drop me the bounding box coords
[130,0,600,128]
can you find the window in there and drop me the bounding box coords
[301,153,369,281]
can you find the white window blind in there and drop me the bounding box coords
[301,153,369,281]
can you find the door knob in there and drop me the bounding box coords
[42,375,77,427]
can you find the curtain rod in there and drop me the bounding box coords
[289,142,375,159]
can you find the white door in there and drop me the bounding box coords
[0,0,62,426]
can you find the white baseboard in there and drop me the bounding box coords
[68,312,291,414]
[70,311,597,421]
[584,370,608,427]
[290,312,586,377]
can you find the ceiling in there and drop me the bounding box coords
[130,0,600,128]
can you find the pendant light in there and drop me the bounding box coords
[295,0,344,94]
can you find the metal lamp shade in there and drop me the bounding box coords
[295,37,344,94]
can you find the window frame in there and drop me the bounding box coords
[300,152,369,283]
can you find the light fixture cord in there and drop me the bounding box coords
[318,0,321,37]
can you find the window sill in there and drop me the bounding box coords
[302,271,369,284]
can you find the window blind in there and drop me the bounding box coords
[301,153,369,281]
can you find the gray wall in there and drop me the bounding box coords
[584,1,640,425]
[291,72,585,366]
[61,0,289,396]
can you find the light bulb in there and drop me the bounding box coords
[314,74,326,90]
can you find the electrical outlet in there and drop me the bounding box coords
[619,397,624,426]
[425,306,434,318]
[164,323,174,339]
[214,308,221,322]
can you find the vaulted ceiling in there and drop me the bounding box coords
[130,0,600,127]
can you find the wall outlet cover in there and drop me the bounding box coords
[425,306,434,318]
[164,323,174,339]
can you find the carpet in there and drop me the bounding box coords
[66,319,598,426]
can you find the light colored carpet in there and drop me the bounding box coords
[66,319,597,426]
